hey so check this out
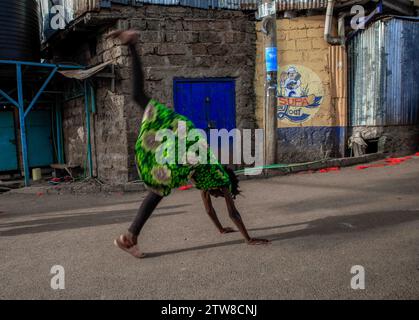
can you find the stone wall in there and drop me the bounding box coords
[350,125,419,156]
[60,4,257,184]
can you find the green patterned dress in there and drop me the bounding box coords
[135,99,231,197]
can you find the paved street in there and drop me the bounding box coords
[1,158,419,300]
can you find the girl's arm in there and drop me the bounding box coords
[129,43,150,110]
[108,30,150,110]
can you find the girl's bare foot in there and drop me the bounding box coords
[114,234,146,258]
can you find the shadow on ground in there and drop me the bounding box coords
[0,204,191,236]
[144,210,419,258]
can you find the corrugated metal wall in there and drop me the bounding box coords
[129,0,258,10]
[133,0,329,10]
[39,0,340,39]
[329,45,347,128]
[276,0,328,11]
[348,17,419,126]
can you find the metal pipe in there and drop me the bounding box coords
[84,80,93,178]
[24,67,58,118]
[16,64,30,187]
[324,0,344,45]
[338,13,348,39]
[0,89,19,108]
[89,83,98,177]
[90,83,96,114]
[55,100,64,164]
[0,59,83,69]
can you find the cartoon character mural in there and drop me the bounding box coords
[278,65,324,123]
[280,66,302,97]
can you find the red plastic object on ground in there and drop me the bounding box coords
[415,152,419,157]
[356,165,369,170]
[179,185,193,191]
[319,167,340,173]
[385,157,405,165]
[368,163,388,168]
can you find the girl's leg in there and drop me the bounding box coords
[128,191,163,239]
[115,191,163,258]
[221,187,270,245]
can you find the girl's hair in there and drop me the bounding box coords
[225,166,241,199]
[209,166,241,199]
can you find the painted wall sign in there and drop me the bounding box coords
[265,47,278,72]
[277,65,324,123]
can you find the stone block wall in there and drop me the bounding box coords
[60,4,257,184]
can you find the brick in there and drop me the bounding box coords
[184,32,200,44]
[278,40,295,51]
[312,39,327,49]
[103,50,116,63]
[110,46,128,59]
[166,6,189,15]
[303,16,326,29]
[307,28,325,39]
[157,44,187,55]
[225,32,247,44]
[199,31,222,43]
[209,20,231,31]
[287,29,307,40]
[190,43,208,55]
[291,18,312,30]
[303,49,329,63]
[146,20,161,31]
[278,51,303,64]
[167,55,191,67]
[139,43,156,55]
[189,20,210,31]
[207,44,229,56]
[130,19,146,30]
[139,31,161,43]
[277,31,287,41]
[163,19,184,31]
[143,55,168,67]
[296,40,312,50]
[277,19,291,31]
[231,20,247,32]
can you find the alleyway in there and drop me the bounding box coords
[1,158,418,299]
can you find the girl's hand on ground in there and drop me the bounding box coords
[247,238,271,245]
[220,227,236,234]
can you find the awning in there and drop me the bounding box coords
[59,60,113,80]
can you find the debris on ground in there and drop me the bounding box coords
[318,167,340,173]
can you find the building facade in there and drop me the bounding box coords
[2,0,417,185]
[45,3,258,184]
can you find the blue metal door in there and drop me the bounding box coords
[0,111,18,171]
[173,78,236,132]
[26,110,54,167]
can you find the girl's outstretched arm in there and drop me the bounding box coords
[108,30,150,110]
[129,43,150,109]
